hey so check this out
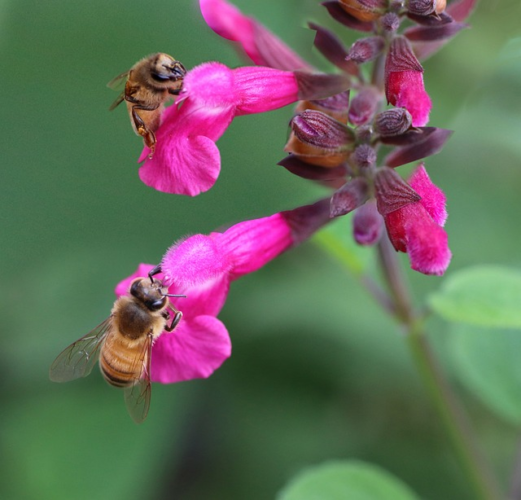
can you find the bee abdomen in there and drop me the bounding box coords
[100,335,143,388]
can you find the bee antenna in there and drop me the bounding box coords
[162,293,187,298]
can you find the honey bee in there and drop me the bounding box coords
[108,53,187,156]
[49,270,184,424]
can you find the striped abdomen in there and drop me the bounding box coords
[99,332,148,388]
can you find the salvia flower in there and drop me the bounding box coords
[114,200,330,384]
[376,164,451,275]
[138,62,346,196]
[385,36,432,127]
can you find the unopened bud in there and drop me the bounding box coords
[355,125,373,143]
[382,13,401,32]
[285,110,354,168]
[291,110,353,149]
[375,108,413,137]
[330,178,369,218]
[338,0,386,22]
[296,91,350,123]
[348,87,382,126]
[347,36,385,64]
[353,200,383,245]
[407,0,446,16]
[353,144,377,169]
[374,167,421,215]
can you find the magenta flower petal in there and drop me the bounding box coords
[233,66,299,114]
[200,0,310,70]
[386,71,431,127]
[384,201,451,276]
[151,315,231,384]
[408,164,447,226]
[218,213,293,280]
[138,62,300,195]
[161,234,230,288]
[406,214,451,276]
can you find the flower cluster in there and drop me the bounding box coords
[113,0,475,385]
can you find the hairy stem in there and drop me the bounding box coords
[376,235,501,500]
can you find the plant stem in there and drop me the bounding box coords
[377,235,501,500]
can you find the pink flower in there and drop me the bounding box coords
[200,0,310,71]
[138,62,301,196]
[114,200,330,383]
[385,37,432,127]
[381,164,451,275]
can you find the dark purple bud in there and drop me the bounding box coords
[337,0,386,22]
[322,1,374,32]
[353,200,383,245]
[353,144,377,169]
[407,0,437,16]
[309,22,359,76]
[278,155,349,181]
[375,108,413,137]
[348,87,382,126]
[283,198,332,245]
[382,12,401,32]
[375,167,421,215]
[347,36,385,63]
[407,11,453,25]
[290,110,354,150]
[355,124,373,143]
[330,178,369,217]
[295,71,351,101]
[404,22,468,42]
[384,127,453,167]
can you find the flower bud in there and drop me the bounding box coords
[347,36,385,63]
[353,200,383,245]
[330,178,369,218]
[348,87,382,126]
[374,167,421,215]
[296,91,350,123]
[382,12,401,32]
[338,0,386,22]
[352,144,377,169]
[285,110,354,167]
[407,0,446,16]
[375,108,413,137]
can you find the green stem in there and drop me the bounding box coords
[377,236,501,500]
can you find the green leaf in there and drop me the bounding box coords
[428,265,521,328]
[313,216,373,276]
[450,323,521,426]
[277,461,419,500]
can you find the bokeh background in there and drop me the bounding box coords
[2,0,521,498]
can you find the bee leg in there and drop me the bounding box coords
[165,307,183,332]
[168,88,182,96]
[148,264,162,283]
[130,105,159,153]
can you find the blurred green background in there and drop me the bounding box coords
[2,0,521,498]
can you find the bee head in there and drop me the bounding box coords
[151,53,186,83]
[130,278,167,312]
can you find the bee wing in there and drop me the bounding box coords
[49,318,112,382]
[107,71,129,90]
[107,71,129,111]
[123,333,153,424]
[108,91,126,111]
